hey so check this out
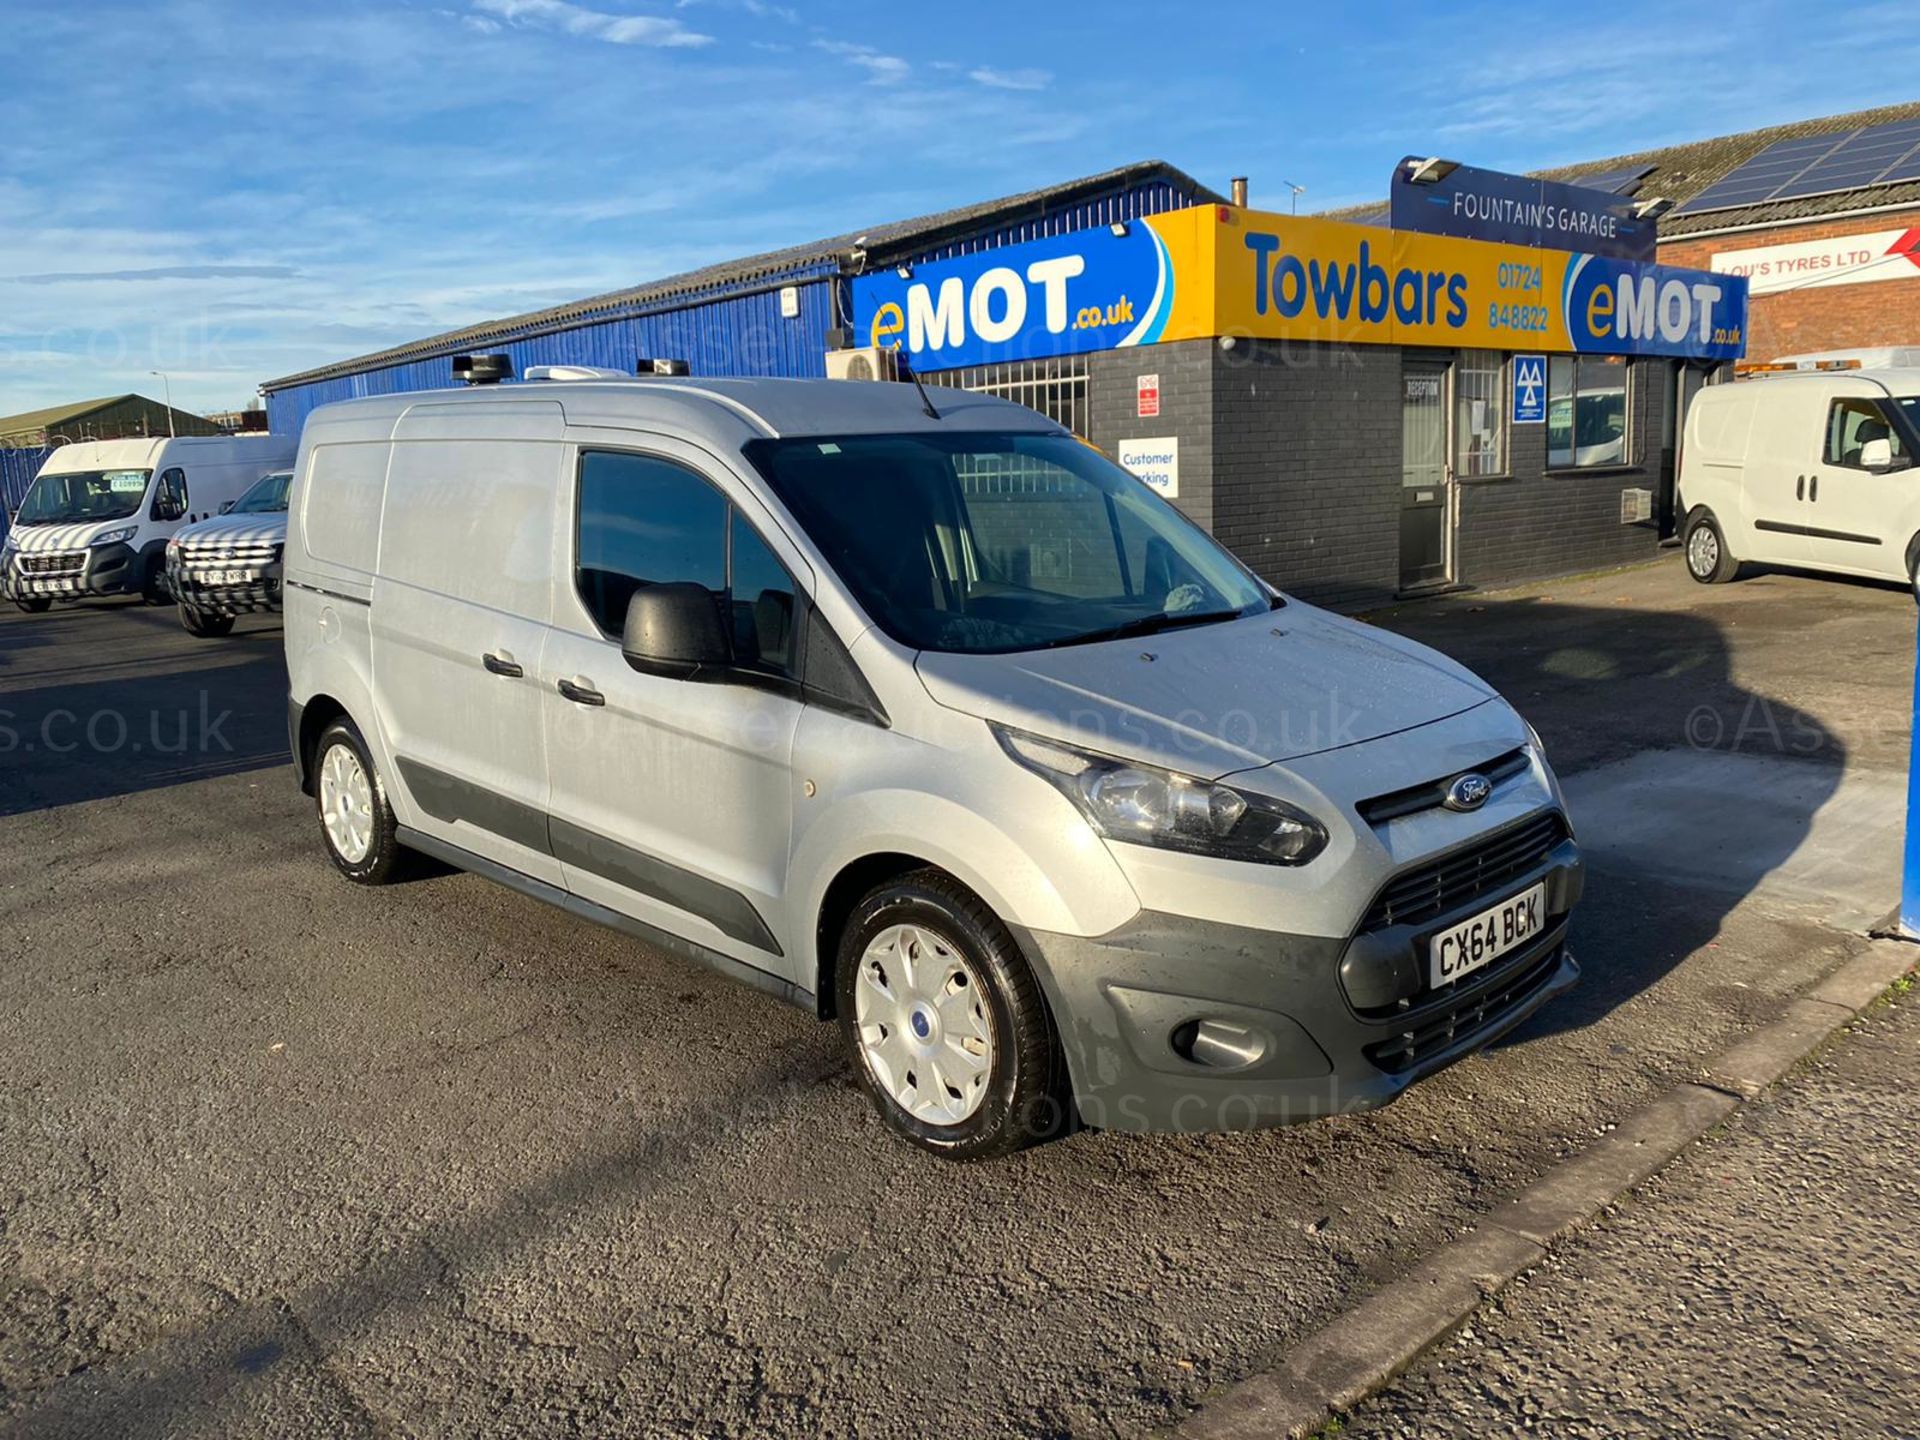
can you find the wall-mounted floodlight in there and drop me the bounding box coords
[1110,221,1130,237]
[895,264,913,280]
[1633,196,1675,221]
[1404,157,1460,185]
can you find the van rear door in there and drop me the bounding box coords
[371,403,568,886]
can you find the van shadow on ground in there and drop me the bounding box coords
[0,608,289,816]
[1374,589,1854,1046]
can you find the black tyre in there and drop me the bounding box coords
[836,869,1067,1160]
[1683,508,1739,584]
[141,555,170,606]
[14,597,52,614]
[312,718,405,884]
[179,605,235,638]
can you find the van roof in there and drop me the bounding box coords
[1732,367,1920,395]
[37,432,293,472]
[305,376,1064,445]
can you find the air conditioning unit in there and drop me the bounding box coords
[825,346,897,382]
[1620,487,1654,524]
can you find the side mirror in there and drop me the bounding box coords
[621,582,731,679]
[219,500,235,515]
[1861,437,1894,471]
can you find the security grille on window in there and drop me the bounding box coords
[929,357,1090,437]
[1547,355,1631,469]
[1454,351,1506,478]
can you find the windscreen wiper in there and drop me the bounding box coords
[1042,608,1246,649]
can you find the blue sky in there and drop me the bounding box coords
[4,0,1918,417]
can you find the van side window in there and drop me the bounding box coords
[1824,398,1908,469]
[151,467,188,521]
[575,452,799,681]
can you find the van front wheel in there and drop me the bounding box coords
[313,718,404,884]
[179,605,235,638]
[14,598,52,614]
[1684,509,1739,584]
[837,870,1066,1161]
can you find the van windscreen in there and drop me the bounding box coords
[745,432,1269,655]
[14,469,152,526]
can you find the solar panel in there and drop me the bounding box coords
[1567,164,1656,195]
[1676,119,1920,215]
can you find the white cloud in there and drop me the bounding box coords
[813,39,910,86]
[471,0,713,48]
[461,14,502,33]
[968,65,1050,92]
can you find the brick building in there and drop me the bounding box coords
[1532,101,1920,364]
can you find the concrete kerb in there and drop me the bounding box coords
[1172,938,1917,1440]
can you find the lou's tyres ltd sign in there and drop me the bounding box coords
[851,206,1747,367]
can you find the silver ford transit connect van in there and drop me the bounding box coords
[285,373,1581,1159]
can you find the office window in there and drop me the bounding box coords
[574,450,798,681]
[1547,355,1630,469]
[1454,351,1506,477]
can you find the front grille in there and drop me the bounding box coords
[1361,811,1568,933]
[179,541,278,574]
[1357,747,1532,825]
[1364,942,1563,1072]
[20,550,85,577]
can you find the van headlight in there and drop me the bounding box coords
[89,526,138,547]
[1,531,17,553]
[994,725,1328,866]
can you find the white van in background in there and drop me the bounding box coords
[2,434,295,613]
[1679,368,1920,586]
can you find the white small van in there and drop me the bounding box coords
[285,370,1582,1158]
[1679,368,1920,586]
[3,435,295,612]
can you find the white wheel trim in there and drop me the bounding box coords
[1688,523,1719,576]
[319,742,376,865]
[854,923,995,1127]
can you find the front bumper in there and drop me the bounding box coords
[3,542,143,600]
[168,555,282,615]
[1015,821,1583,1133]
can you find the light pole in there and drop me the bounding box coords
[149,370,176,437]
[1283,181,1306,214]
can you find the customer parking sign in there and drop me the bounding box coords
[1512,355,1546,424]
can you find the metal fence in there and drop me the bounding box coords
[0,446,51,544]
[920,357,1091,436]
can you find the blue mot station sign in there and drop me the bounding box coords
[1391,159,1657,263]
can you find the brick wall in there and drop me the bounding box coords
[1207,341,1403,611]
[1660,207,1920,360]
[1088,339,1216,532]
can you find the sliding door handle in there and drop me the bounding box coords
[482,651,524,678]
[1809,474,1819,503]
[1796,475,1805,501]
[557,677,606,707]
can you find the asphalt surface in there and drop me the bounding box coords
[1343,985,1920,1440]
[0,557,1910,1437]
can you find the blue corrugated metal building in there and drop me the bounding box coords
[259,162,1217,435]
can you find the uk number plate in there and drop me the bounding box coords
[1429,882,1546,988]
[214,569,248,585]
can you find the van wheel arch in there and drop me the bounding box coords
[1906,534,1920,586]
[296,695,351,797]
[815,853,970,1019]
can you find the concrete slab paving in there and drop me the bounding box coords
[1561,749,1902,933]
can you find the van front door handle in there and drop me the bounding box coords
[557,677,605,707]
[482,651,523,678]
[1810,474,1819,503]
[1796,475,1805,500]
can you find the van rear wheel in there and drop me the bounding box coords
[836,869,1067,1160]
[313,718,405,884]
[1684,509,1739,584]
